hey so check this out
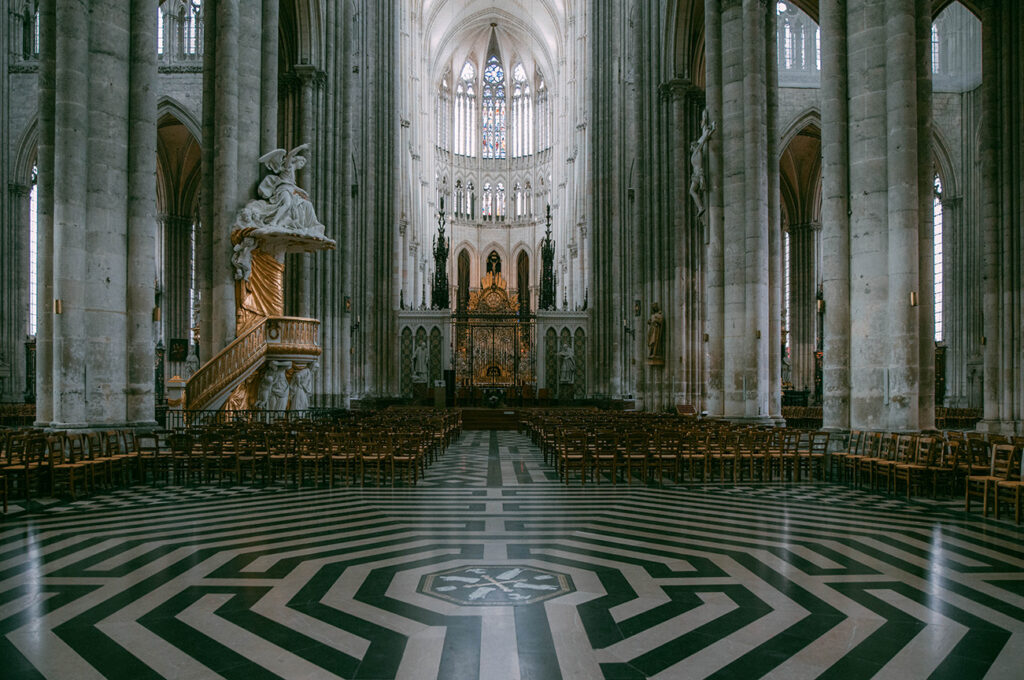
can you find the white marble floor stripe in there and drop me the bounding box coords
[870,588,969,680]
[176,592,341,680]
[479,610,521,680]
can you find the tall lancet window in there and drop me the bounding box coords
[511,63,532,158]
[455,61,476,157]
[536,74,550,151]
[437,73,451,149]
[482,55,506,159]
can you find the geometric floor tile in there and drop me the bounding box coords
[1,430,1022,678]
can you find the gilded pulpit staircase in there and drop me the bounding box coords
[185,145,336,411]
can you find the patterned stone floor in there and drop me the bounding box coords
[1,431,1022,679]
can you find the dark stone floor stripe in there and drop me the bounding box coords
[487,430,503,487]
[437,617,482,680]
[515,602,562,680]
[136,587,277,680]
[0,638,46,680]
[816,582,934,680]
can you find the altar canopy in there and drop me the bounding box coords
[454,272,535,388]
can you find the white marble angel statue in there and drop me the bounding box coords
[236,144,326,237]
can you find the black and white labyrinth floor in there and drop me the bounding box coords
[1,431,1022,679]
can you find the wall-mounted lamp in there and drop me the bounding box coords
[816,298,825,314]
[756,329,762,339]
[703,333,709,343]
[152,306,161,322]
[981,336,986,346]
[53,299,62,314]
[634,300,641,317]
[909,291,919,307]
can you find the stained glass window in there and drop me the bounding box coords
[482,56,506,159]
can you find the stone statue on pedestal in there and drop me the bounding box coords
[647,303,665,365]
[558,343,576,384]
[412,339,429,383]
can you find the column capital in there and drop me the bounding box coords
[785,221,821,234]
[8,182,30,197]
[658,77,698,102]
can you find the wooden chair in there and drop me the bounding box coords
[266,428,296,486]
[865,434,900,492]
[650,430,681,485]
[622,431,649,484]
[894,436,938,499]
[830,430,862,482]
[168,432,198,485]
[391,433,421,486]
[559,430,589,485]
[136,432,171,486]
[591,430,623,484]
[2,432,45,502]
[966,444,1018,517]
[47,434,88,500]
[678,432,707,482]
[799,431,830,481]
[778,430,802,481]
[295,430,324,487]
[995,447,1024,524]
[359,433,391,486]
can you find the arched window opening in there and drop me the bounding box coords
[931,2,982,92]
[511,62,532,158]
[482,55,506,159]
[783,227,790,364]
[159,1,204,61]
[495,182,506,220]
[457,250,471,311]
[517,252,530,314]
[776,2,820,86]
[454,61,476,157]
[934,174,944,343]
[29,165,38,337]
[437,74,451,149]
[482,182,493,219]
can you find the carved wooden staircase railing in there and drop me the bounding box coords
[185,317,321,411]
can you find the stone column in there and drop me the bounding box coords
[720,0,745,419]
[820,0,851,431]
[847,0,888,431]
[51,0,90,427]
[2,184,31,403]
[210,0,239,353]
[126,0,158,425]
[261,0,278,154]
[293,64,317,318]
[885,0,923,432]
[704,0,725,417]
[788,222,819,392]
[979,0,1024,434]
[85,0,131,424]
[35,0,56,424]
[766,2,782,421]
[914,0,935,429]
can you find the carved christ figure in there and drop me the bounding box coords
[689,109,716,217]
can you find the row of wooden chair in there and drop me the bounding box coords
[1,428,146,502]
[0,408,463,508]
[524,412,832,485]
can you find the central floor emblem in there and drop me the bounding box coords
[420,565,573,606]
